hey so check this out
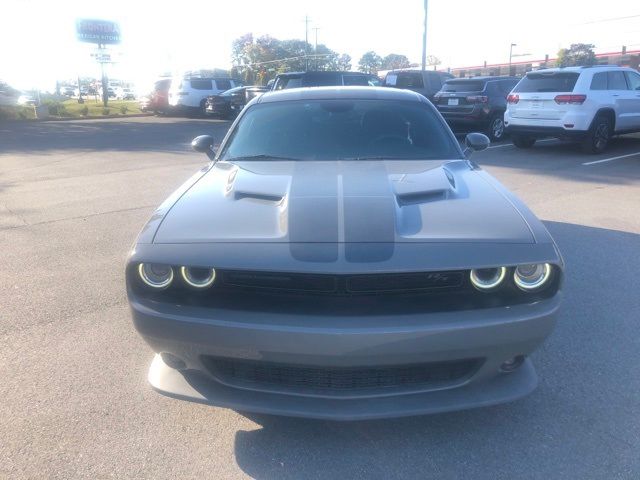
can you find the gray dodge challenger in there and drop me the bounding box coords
[127,86,562,420]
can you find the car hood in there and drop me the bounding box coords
[152,159,534,245]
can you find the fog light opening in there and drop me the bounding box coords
[160,352,187,370]
[500,355,526,373]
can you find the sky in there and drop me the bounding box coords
[2,0,639,91]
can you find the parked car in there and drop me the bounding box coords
[205,85,268,118]
[168,76,243,115]
[383,69,454,101]
[139,78,171,114]
[127,86,563,420]
[272,71,380,90]
[505,66,640,153]
[17,94,37,106]
[60,86,75,97]
[118,88,136,100]
[433,76,519,141]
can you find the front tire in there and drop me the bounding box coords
[512,135,536,149]
[582,115,611,154]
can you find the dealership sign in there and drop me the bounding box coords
[76,19,121,45]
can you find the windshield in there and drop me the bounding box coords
[219,99,460,161]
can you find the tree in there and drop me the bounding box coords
[382,53,411,70]
[230,33,347,83]
[426,55,441,70]
[358,51,383,74]
[336,54,352,71]
[556,44,596,67]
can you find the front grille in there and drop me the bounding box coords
[131,265,561,315]
[223,271,337,293]
[203,357,482,393]
[220,270,464,295]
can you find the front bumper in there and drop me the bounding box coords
[131,294,560,420]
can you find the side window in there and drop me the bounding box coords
[189,79,213,90]
[396,73,424,89]
[625,71,640,91]
[214,79,232,91]
[607,71,628,90]
[343,75,369,86]
[590,72,607,90]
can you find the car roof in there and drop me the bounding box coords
[276,71,369,77]
[446,76,517,82]
[257,86,426,104]
[526,65,630,74]
[387,69,452,75]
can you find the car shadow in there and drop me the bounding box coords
[229,221,640,479]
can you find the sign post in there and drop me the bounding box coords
[76,19,121,107]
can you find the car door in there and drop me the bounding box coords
[607,71,632,131]
[623,71,640,130]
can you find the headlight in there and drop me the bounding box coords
[138,263,174,289]
[180,266,216,289]
[514,263,552,291]
[470,267,507,291]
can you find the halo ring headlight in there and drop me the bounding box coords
[138,263,174,289]
[180,266,216,289]
[470,267,507,291]
[514,263,552,291]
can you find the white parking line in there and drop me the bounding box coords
[582,151,640,166]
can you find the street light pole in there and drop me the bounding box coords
[304,15,310,71]
[421,0,429,71]
[313,27,320,70]
[509,43,517,74]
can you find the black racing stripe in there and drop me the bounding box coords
[342,162,395,262]
[289,162,339,262]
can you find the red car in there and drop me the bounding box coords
[139,79,171,114]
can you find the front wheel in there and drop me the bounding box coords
[581,115,611,154]
[487,114,506,141]
[512,135,536,149]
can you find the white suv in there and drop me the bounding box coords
[504,66,640,153]
[168,76,241,115]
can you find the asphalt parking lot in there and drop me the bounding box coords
[1,116,639,479]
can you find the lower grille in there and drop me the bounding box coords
[203,357,482,393]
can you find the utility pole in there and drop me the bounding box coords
[313,27,320,70]
[509,43,517,74]
[304,15,310,71]
[421,0,428,71]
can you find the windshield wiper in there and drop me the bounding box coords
[225,154,301,161]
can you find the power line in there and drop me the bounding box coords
[574,14,640,25]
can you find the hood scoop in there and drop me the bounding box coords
[391,167,455,206]
[227,167,290,203]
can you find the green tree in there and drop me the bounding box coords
[556,43,596,67]
[426,55,441,69]
[230,33,346,83]
[336,54,352,71]
[382,53,411,70]
[358,51,383,74]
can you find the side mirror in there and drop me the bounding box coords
[191,135,216,161]
[463,132,490,157]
